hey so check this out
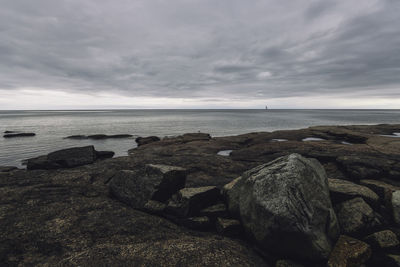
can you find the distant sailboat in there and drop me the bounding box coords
[265,105,268,110]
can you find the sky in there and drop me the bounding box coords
[0,0,400,109]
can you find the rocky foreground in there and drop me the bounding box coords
[1,124,400,266]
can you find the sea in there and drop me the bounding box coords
[1,109,399,167]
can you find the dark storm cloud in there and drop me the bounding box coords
[1,0,400,101]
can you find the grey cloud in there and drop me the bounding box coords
[0,0,400,103]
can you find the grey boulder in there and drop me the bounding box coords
[225,153,339,261]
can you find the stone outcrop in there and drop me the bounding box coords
[109,164,187,209]
[26,146,113,170]
[327,235,371,267]
[65,134,133,139]
[225,153,339,261]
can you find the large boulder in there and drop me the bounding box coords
[328,178,379,208]
[335,197,380,236]
[225,153,339,261]
[27,146,98,170]
[109,164,187,209]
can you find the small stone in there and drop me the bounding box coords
[327,235,371,267]
[216,218,243,237]
[335,197,380,236]
[393,191,400,226]
[364,230,399,250]
[328,178,379,208]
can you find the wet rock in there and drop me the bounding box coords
[328,178,379,208]
[109,165,187,209]
[327,235,371,267]
[181,216,213,231]
[96,151,115,160]
[63,135,87,139]
[393,191,400,225]
[87,134,133,139]
[27,146,98,170]
[135,136,160,146]
[3,132,36,138]
[364,230,399,251]
[275,259,304,267]
[0,166,18,172]
[166,186,220,217]
[225,154,339,261]
[335,197,380,236]
[216,218,243,237]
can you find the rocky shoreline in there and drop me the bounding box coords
[1,124,400,266]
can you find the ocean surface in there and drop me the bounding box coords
[1,109,400,167]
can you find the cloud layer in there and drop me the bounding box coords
[1,0,400,108]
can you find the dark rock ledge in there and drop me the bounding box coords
[1,124,400,266]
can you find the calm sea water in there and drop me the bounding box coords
[1,109,399,167]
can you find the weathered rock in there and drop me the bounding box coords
[3,132,36,138]
[199,203,228,219]
[27,146,97,170]
[275,259,304,267]
[96,151,115,160]
[63,135,87,139]
[135,136,160,146]
[328,178,379,208]
[166,186,220,217]
[87,134,133,139]
[335,197,380,236]
[393,191,400,225]
[364,230,399,250]
[327,235,371,267]
[109,165,187,209]
[225,154,339,261]
[180,216,213,231]
[216,218,243,237]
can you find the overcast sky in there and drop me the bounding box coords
[0,0,399,109]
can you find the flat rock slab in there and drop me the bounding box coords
[3,132,36,138]
[27,145,98,170]
[327,235,371,267]
[328,178,379,207]
[135,136,160,146]
[335,197,380,236]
